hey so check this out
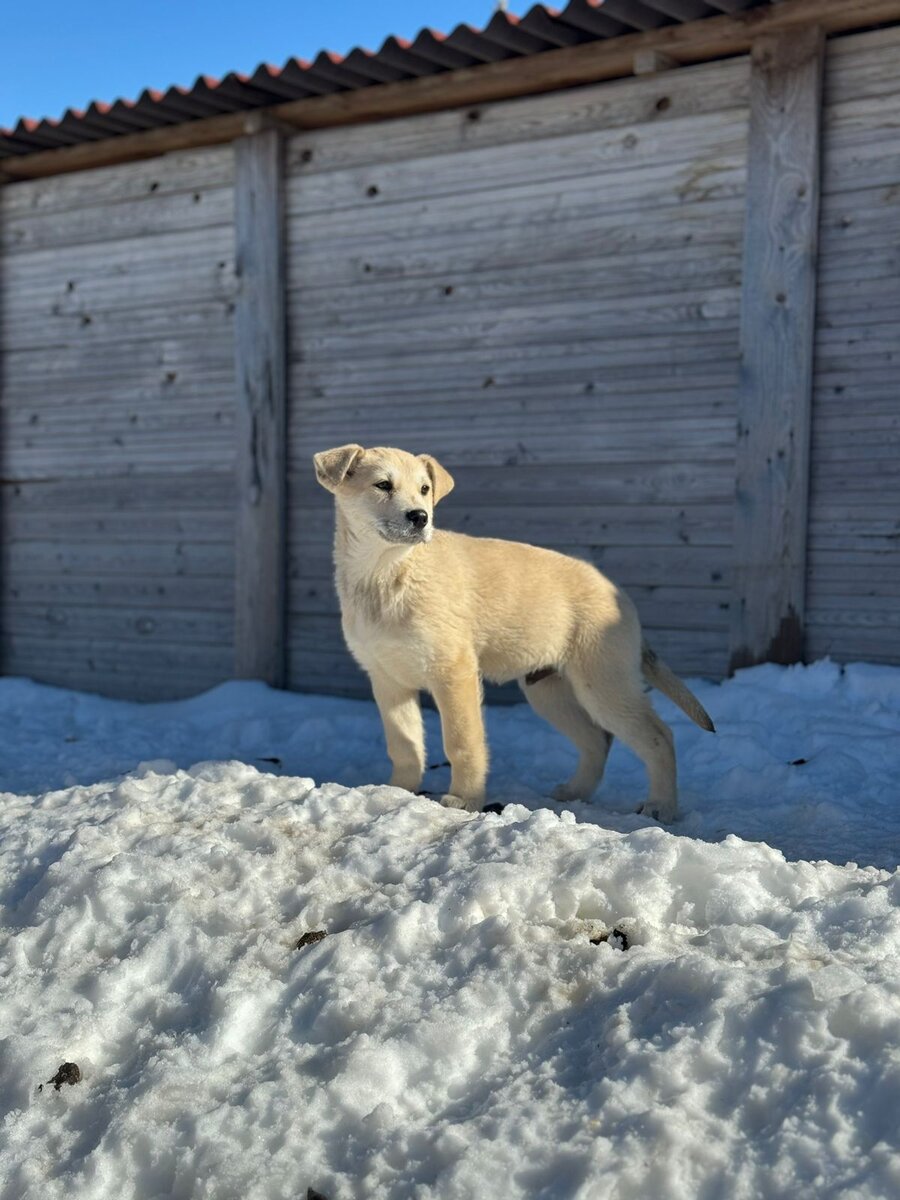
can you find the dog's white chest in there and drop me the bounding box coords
[341,604,431,688]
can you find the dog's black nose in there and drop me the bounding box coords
[406,509,428,529]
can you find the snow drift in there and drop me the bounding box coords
[1,661,898,1199]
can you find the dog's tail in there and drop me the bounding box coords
[641,642,716,732]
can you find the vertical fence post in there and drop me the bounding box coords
[233,125,286,686]
[729,26,825,673]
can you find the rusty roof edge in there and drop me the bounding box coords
[2,0,899,183]
[0,1,755,152]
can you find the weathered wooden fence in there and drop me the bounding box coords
[1,24,898,700]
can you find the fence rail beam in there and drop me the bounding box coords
[729,26,825,673]
[233,128,286,686]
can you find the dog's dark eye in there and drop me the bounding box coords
[420,484,430,496]
[374,480,392,492]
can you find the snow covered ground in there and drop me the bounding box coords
[0,660,898,1199]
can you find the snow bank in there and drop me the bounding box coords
[1,662,898,1198]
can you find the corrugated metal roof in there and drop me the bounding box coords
[0,0,772,159]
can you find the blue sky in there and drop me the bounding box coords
[1,1,532,129]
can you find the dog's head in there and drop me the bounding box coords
[313,445,454,546]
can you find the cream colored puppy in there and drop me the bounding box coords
[314,444,715,821]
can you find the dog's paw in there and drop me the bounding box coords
[551,783,588,803]
[438,793,483,813]
[636,802,678,824]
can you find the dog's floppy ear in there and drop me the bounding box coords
[313,444,364,492]
[419,454,455,505]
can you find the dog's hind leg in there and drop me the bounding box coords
[520,672,612,802]
[567,658,678,822]
[369,667,426,794]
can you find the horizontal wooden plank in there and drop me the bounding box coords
[286,162,747,260]
[808,585,900,608]
[2,183,234,255]
[290,266,743,331]
[291,425,737,471]
[0,144,235,218]
[813,370,900,397]
[3,508,233,542]
[825,137,900,176]
[290,461,735,507]
[292,319,740,371]
[3,603,233,645]
[823,92,900,152]
[285,202,744,284]
[821,143,900,196]
[804,628,900,665]
[812,355,900,379]
[289,257,743,325]
[294,411,738,458]
[809,536,900,556]
[286,184,746,287]
[820,212,900,270]
[818,215,900,256]
[817,305,900,334]
[1,297,236,353]
[639,627,729,679]
[806,556,900,585]
[3,408,235,454]
[809,522,900,547]
[1,572,232,610]
[0,472,233,510]
[3,287,742,359]
[0,372,235,412]
[810,447,900,470]
[287,246,744,324]
[810,411,900,435]
[4,442,236,480]
[294,375,736,415]
[809,502,900,522]
[1,225,236,296]
[285,108,748,220]
[817,256,900,294]
[291,386,739,424]
[825,25,900,99]
[2,335,233,389]
[4,539,233,577]
[284,57,750,178]
[289,373,741,419]
[809,470,900,496]
[290,273,742,337]
[812,396,900,420]
[1,636,231,701]
[288,657,382,701]
[291,302,741,356]
[294,320,739,363]
[815,326,900,354]
[811,422,900,448]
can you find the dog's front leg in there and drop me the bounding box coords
[431,664,487,812]
[369,667,425,794]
